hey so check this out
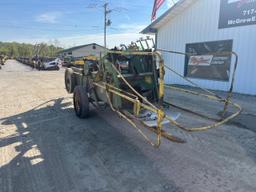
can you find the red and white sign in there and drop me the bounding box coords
[188,55,213,66]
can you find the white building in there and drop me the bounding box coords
[142,0,256,95]
[59,43,108,58]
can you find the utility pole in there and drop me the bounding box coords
[103,3,111,48]
[104,3,107,48]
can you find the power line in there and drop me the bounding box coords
[0,24,104,32]
[0,21,102,29]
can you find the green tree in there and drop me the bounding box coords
[0,41,63,58]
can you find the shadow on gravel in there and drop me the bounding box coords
[0,98,183,192]
[227,113,256,163]
[227,113,256,133]
[216,109,256,163]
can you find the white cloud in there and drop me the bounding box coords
[67,33,149,48]
[50,33,149,48]
[5,22,151,49]
[5,32,153,49]
[36,12,62,24]
[117,24,147,33]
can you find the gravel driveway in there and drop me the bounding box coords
[0,60,256,192]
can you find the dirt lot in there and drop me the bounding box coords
[0,60,256,192]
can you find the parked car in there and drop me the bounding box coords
[41,58,60,70]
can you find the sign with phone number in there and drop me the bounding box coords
[219,0,256,29]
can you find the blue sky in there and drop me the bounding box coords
[0,0,175,48]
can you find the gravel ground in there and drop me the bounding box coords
[0,60,256,192]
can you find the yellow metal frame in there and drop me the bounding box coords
[73,55,99,66]
[91,50,242,147]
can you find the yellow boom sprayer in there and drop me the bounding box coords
[64,49,241,147]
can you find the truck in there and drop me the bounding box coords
[64,49,241,147]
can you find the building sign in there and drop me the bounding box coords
[188,55,213,66]
[185,40,233,81]
[219,0,256,29]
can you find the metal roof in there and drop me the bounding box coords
[141,0,197,34]
[58,43,107,53]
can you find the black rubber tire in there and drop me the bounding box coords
[65,68,76,93]
[73,86,90,118]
